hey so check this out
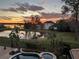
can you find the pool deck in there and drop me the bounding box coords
[0,46,13,59]
[1,46,79,59]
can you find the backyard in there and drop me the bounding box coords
[0,31,79,49]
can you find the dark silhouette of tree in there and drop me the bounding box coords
[9,26,20,48]
[49,20,71,32]
[31,15,42,39]
[61,0,79,40]
[56,20,71,32]
[24,15,43,39]
[24,20,32,39]
[62,0,79,21]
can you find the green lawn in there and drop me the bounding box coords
[53,32,75,42]
[55,32,79,47]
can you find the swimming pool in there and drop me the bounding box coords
[40,52,57,59]
[9,53,40,59]
[42,54,53,59]
[9,52,57,59]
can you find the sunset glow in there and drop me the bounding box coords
[0,0,65,23]
[0,16,70,24]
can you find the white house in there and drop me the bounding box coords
[43,21,54,29]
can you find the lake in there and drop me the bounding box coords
[0,30,11,37]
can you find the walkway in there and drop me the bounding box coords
[0,46,13,59]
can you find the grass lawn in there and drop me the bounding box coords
[38,31,79,48]
[53,31,79,48]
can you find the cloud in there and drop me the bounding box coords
[40,12,62,18]
[0,2,44,13]
[16,2,44,11]
[0,16,11,20]
[40,12,69,19]
[1,8,17,12]
[29,5,44,11]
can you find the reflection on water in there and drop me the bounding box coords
[0,30,44,39]
[0,30,26,38]
[0,30,26,39]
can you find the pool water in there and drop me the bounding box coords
[12,53,39,59]
[42,54,53,59]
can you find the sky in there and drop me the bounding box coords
[0,0,64,16]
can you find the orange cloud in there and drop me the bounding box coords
[0,16,70,24]
[0,17,24,23]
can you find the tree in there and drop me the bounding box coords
[61,0,79,21]
[24,15,41,39]
[61,0,79,40]
[24,20,32,39]
[49,20,71,32]
[56,20,71,32]
[9,26,20,48]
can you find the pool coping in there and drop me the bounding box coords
[9,52,41,59]
[40,52,57,59]
[9,49,57,59]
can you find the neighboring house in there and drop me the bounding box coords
[49,24,58,31]
[43,21,54,29]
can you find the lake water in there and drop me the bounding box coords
[0,30,28,39]
[0,30,11,37]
